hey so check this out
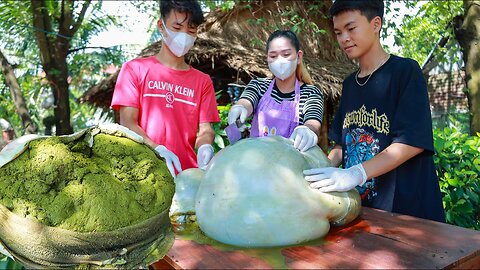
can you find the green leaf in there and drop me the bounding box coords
[447,177,458,187]
[444,140,453,149]
[214,134,225,149]
[0,256,24,270]
[455,203,473,214]
[467,190,479,204]
[446,211,454,223]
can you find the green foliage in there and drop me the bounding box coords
[211,102,253,153]
[432,111,471,135]
[201,0,236,12]
[243,1,328,49]
[434,127,480,230]
[211,104,231,152]
[0,85,19,130]
[0,255,23,270]
[127,1,160,45]
[73,2,118,47]
[0,62,47,135]
[70,101,113,131]
[0,1,124,135]
[0,1,35,54]
[278,2,327,37]
[394,0,463,65]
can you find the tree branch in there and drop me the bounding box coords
[59,0,72,37]
[68,46,116,54]
[0,49,37,134]
[31,0,55,66]
[70,0,91,35]
[60,0,65,26]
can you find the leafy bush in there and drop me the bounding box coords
[432,111,470,135]
[0,255,23,270]
[433,127,480,230]
[211,105,231,152]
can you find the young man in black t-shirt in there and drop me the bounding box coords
[303,0,445,222]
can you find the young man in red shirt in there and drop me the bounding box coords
[112,0,220,177]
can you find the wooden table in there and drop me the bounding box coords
[151,207,480,269]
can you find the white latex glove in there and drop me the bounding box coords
[197,144,214,169]
[0,118,12,130]
[0,243,13,260]
[289,125,318,152]
[227,104,248,125]
[154,145,182,177]
[303,163,368,192]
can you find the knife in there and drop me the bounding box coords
[225,121,242,145]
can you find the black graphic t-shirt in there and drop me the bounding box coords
[329,55,445,222]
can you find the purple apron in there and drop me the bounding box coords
[250,78,300,138]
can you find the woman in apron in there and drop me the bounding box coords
[227,30,324,152]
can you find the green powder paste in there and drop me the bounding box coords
[0,133,175,232]
[174,219,326,269]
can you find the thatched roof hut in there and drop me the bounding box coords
[79,1,355,150]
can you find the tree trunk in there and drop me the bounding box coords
[0,50,37,134]
[30,0,90,135]
[47,45,73,135]
[454,1,480,135]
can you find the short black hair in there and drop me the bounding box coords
[160,0,204,27]
[266,30,300,53]
[329,0,384,22]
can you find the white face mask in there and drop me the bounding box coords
[268,56,298,80]
[161,20,196,57]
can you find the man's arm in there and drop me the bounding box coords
[363,142,423,179]
[119,106,182,176]
[327,144,343,167]
[119,106,157,148]
[195,122,216,169]
[196,122,215,148]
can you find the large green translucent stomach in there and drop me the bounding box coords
[189,136,361,247]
